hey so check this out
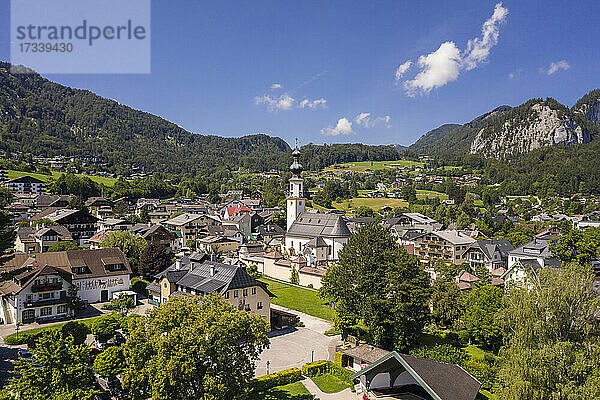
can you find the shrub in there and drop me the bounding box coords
[250,367,302,392]
[462,359,497,391]
[410,344,469,365]
[130,277,150,297]
[302,360,352,384]
[458,329,470,345]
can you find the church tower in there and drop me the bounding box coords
[287,142,305,230]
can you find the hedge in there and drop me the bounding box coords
[250,367,302,392]
[302,360,353,384]
[4,315,105,345]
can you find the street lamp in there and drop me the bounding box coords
[266,360,270,375]
[311,350,314,363]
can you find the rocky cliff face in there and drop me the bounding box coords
[470,101,592,159]
[574,97,600,125]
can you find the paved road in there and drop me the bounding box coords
[255,305,341,377]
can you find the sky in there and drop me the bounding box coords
[1,0,599,147]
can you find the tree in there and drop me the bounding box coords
[65,285,85,314]
[0,187,13,208]
[61,321,89,346]
[94,346,126,378]
[262,178,283,208]
[461,285,503,350]
[246,262,260,278]
[122,294,270,400]
[90,313,119,342]
[551,227,600,264]
[1,330,97,400]
[320,223,431,351]
[355,206,375,218]
[101,231,147,273]
[290,266,299,285]
[138,242,173,278]
[47,240,79,252]
[431,278,463,326]
[0,211,15,264]
[497,263,600,399]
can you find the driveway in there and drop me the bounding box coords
[255,305,341,377]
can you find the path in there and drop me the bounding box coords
[302,377,355,400]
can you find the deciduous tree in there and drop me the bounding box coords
[320,223,430,351]
[94,346,126,378]
[138,242,173,278]
[122,294,270,400]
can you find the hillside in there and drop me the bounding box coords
[0,63,398,174]
[406,106,512,156]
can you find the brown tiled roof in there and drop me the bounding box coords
[298,266,326,276]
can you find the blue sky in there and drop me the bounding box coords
[1,0,599,147]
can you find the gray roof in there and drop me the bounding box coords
[510,238,552,258]
[287,212,351,239]
[468,238,514,259]
[306,236,328,248]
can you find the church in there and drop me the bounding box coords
[284,146,351,265]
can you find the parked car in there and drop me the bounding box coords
[17,348,32,359]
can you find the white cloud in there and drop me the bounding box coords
[401,2,508,96]
[544,60,570,75]
[403,42,462,96]
[508,72,515,79]
[354,113,391,128]
[270,83,282,90]
[298,98,327,109]
[394,61,412,81]
[255,94,295,111]
[463,3,509,71]
[321,118,354,136]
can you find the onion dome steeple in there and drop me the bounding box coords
[289,138,303,176]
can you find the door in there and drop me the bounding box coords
[101,290,109,302]
[22,309,35,324]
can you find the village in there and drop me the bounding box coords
[0,145,599,400]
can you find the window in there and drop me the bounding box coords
[43,292,51,299]
[234,290,239,298]
[257,301,263,309]
[163,282,167,288]
[57,305,67,314]
[251,287,256,295]
[243,289,248,297]
[224,291,229,299]
[26,294,32,302]
[40,307,52,316]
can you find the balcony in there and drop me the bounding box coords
[24,293,67,309]
[31,282,63,292]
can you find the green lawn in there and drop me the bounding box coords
[4,315,105,345]
[7,170,118,187]
[252,381,312,400]
[327,159,423,172]
[477,390,499,400]
[259,277,335,321]
[332,197,408,211]
[416,189,449,200]
[310,374,352,393]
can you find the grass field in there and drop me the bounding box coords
[327,159,423,173]
[416,189,449,200]
[7,170,118,187]
[332,197,408,211]
[310,374,352,393]
[259,277,334,321]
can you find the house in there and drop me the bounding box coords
[98,218,133,232]
[502,258,562,289]
[196,236,239,253]
[255,224,285,242]
[222,213,252,236]
[414,230,477,266]
[164,213,221,247]
[507,238,560,270]
[4,176,45,194]
[146,257,273,322]
[337,343,392,372]
[31,208,99,247]
[464,238,514,272]
[456,270,479,291]
[34,194,74,211]
[0,248,132,324]
[84,197,113,217]
[14,225,75,253]
[133,224,175,247]
[350,351,481,400]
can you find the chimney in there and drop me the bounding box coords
[175,259,181,270]
[210,253,217,262]
[210,265,216,276]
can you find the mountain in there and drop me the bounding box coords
[406,106,512,157]
[0,63,398,174]
[407,93,600,159]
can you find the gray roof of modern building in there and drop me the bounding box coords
[287,212,351,239]
[468,238,514,259]
[510,238,552,258]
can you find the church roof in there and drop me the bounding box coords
[287,212,351,239]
